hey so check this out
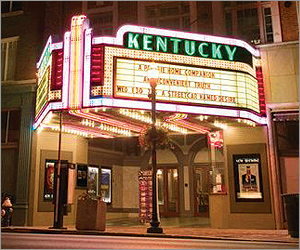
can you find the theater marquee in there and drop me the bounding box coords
[114,58,260,113]
[34,15,267,134]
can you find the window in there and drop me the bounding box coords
[87,1,113,9]
[82,1,116,36]
[236,8,260,43]
[1,109,21,144]
[225,12,233,35]
[1,37,18,81]
[274,114,299,153]
[89,12,113,35]
[223,1,275,44]
[264,7,274,43]
[146,2,190,31]
[1,1,22,14]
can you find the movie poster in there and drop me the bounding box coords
[87,166,99,196]
[44,160,55,201]
[76,164,88,187]
[233,154,263,201]
[101,168,111,203]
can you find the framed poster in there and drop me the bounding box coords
[43,160,56,201]
[87,165,99,196]
[233,154,264,202]
[76,164,88,187]
[101,167,112,203]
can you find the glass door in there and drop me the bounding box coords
[194,166,210,217]
[157,167,179,217]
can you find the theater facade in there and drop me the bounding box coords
[29,15,275,229]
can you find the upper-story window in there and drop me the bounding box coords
[82,1,116,36]
[89,12,114,36]
[223,1,274,44]
[1,1,22,14]
[264,7,274,43]
[146,2,190,31]
[1,109,21,145]
[87,1,113,9]
[1,37,18,81]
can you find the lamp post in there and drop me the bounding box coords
[147,63,163,234]
[52,110,64,229]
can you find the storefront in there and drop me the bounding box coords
[29,15,275,229]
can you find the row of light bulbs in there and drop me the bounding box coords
[40,124,92,138]
[40,109,257,138]
[98,123,132,136]
[43,112,54,124]
[213,121,228,130]
[81,118,131,136]
[237,119,256,127]
[160,122,188,134]
[120,108,188,134]
[198,115,209,121]
[119,108,152,124]
[82,119,95,127]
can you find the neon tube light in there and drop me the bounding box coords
[37,36,52,69]
[165,114,211,134]
[93,25,260,58]
[85,97,267,125]
[165,113,223,147]
[69,109,143,132]
[83,28,92,107]
[68,15,89,109]
[52,42,63,50]
[33,102,64,130]
[62,31,71,108]
[207,131,223,148]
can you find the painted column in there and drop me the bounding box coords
[14,89,35,225]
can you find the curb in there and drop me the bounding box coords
[2,227,299,244]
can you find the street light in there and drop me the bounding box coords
[52,110,65,229]
[147,63,163,234]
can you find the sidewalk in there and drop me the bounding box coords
[2,224,299,244]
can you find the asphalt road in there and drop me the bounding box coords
[1,233,299,249]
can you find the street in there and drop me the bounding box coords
[1,233,298,249]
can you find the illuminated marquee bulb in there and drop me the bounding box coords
[214,121,227,130]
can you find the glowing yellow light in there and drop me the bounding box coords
[68,15,88,109]
[213,121,227,130]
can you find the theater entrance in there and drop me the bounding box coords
[157,167,179,217]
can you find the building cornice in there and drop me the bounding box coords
[257,41,299,49]
[266,102,299,111]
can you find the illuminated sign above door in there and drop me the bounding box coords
[34,15,267,132]
[114,58,260,113]
[124,32,253,66]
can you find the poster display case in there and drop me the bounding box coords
[43,160,56,201]
[233,154,264,202]
[87,165,99,196]
[100,167,112,203]
[76,164,112,203]
[76,164,88,188]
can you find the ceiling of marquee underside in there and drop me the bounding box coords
[38,106,259,139]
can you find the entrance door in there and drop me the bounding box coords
[194,166,210,217]
[157,167,179,217]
